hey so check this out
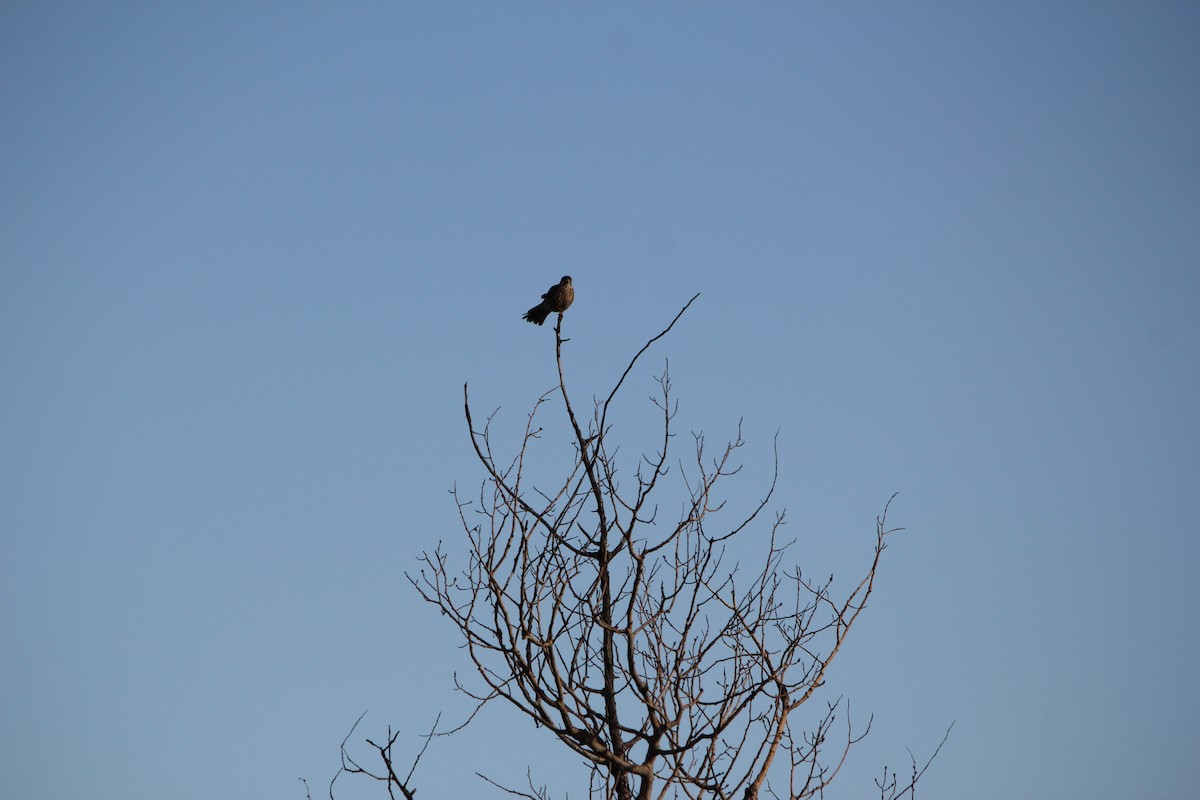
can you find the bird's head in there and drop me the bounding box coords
[560,276,572,285]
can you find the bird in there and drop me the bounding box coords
[522,276,574,325]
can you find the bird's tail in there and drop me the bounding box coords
[523,305,549,325]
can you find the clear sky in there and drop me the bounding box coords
[2,2,1198,799]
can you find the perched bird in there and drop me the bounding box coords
[522,276,574,325]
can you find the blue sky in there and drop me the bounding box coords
[2,2,1198,798]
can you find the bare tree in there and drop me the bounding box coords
[337,296,948,800]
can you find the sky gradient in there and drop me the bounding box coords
[2,2,1198,799]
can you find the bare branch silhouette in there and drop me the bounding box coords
[329,711,444,800]
[373,294,951,800]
